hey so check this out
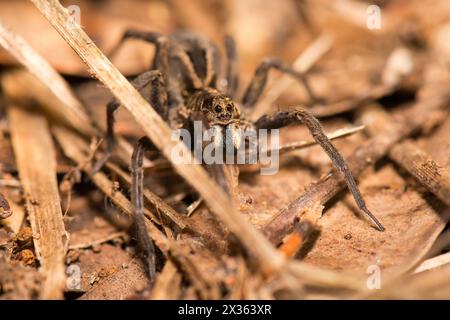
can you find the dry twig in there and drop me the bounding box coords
[0,21,94,136]
[8,106,68,299]
[151,260,182,300]
[414,252,450,274]
[389,140,450,207]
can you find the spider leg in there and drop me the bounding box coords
[111,30,205,95]
[170,48,204,89]
[242,58,318,108]
[201,38,221,88]
[110,30,169,74]
[92,70,168,173]
[254,107,385,231]
[224,35,240,99]
[131,136,156,281]
[108,29,188,127]
[170,33,221,90]
[188,35,221,88]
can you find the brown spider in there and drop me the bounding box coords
[93,30,384,281]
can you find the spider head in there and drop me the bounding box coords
[193,89,243,150]
[203,94,240,126]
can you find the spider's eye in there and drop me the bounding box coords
[214,105,222,113]
[226,104,234,113]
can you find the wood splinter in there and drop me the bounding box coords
[389,140,450,207]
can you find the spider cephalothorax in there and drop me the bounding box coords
[185,87,244,150]
[93,30,385,282]
[187,87,240,126]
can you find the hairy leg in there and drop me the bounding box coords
[242,58,317,108]
[92,70,168,173]
[198,36,222,88]
[112,29,218,90]
[131,136,156,281]
[110,30,169,73]
[254,107,385,231]
[168,34,221,91]
[224,35,240,99]
[171,32,222,88]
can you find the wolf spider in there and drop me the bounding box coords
[93,30,384,280]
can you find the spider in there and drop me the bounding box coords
[92,30,385,281]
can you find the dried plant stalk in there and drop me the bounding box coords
[31,0,285,276]
[8,106,68,299]
[0,21,94,136]
[286,260,364,291]
[414,252,450,274]
[68,231,127,250]
[272,125,365,155]
[389,140,450,207]
[425,229,450,260]
[369,264,450,299]
[151,260,182,300]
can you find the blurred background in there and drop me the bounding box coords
[2,0,449,136]
[1,0,448,102]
